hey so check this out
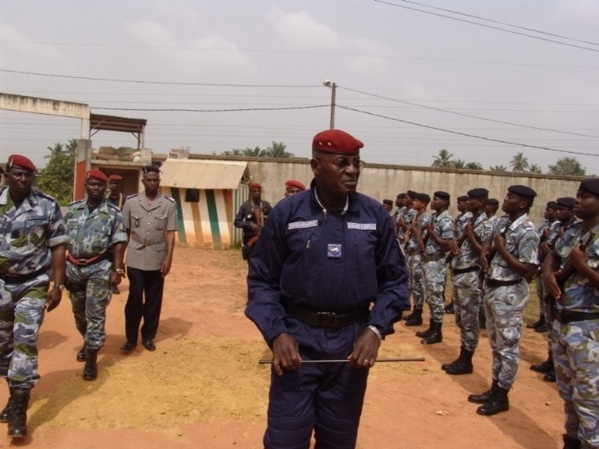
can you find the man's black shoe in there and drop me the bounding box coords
[142,339,156,351]
[543,370,556,383]
[534,322,549,333]
[121,341,137,352]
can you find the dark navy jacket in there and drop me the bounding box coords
[246,186,409,346]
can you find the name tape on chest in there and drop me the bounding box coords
[347,222,376,231]
[288,220,319,230]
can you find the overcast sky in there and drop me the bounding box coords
[1,0,598,173]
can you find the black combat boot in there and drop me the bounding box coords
[527,313,545,329]
[83,348,98,381]
[76,344,87,362]
[531,351,553,373]
[444,347,474,375]
[405,308,423,326]
[421,321,442,345]
[444,300,455,314]
[476,386,509,416]
[543,368,556,382]
[478,307,486,330]
[562,434,581,449]
[468,379,498,404]
[7,388,30,438]
[415,319,434,338]
[0,387,14,423]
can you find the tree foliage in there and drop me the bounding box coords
[548,157,586,176]
[36,139,77,205]
[510,152,529,173]
[431,149,454,168]
[218,141,293,158]
[465,161,483,170]
[528,163,543,174]
[451,159,466,169]
[489,165,508,172]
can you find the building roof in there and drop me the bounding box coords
[159,159,248,189]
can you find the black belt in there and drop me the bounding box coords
[486,278,523,288]
[424,254,445,262]
[284,302,369,328]
[453,266,480,275]
[67,252,110,267]
[555,311,599,324]
[0,268,47,284]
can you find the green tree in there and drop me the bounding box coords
[432,149,454,168]
[510,152,529,173]
[242,146,266,157]
[489,165,508,172]
[465,162,483,170]
[451,159,466,169]
[219,149,243,156]
[548,157,586,176]
[36,139,77,204]
[528,163,543,174]
[264,141,294,158]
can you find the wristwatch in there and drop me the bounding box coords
[53,284,65,292]
[114,268,125,275]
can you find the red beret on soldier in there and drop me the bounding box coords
[86,169,108,183]
[312,129,364,155]
[250,182,262,190]
[108,174,123,182]
[285,180,305,191]
[6,154,37,172]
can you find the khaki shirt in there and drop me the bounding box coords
[122,191,177,271]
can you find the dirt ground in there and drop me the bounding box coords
[0,246,565,449]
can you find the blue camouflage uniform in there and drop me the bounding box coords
[551,223,599,448]
[64,199,127,350]
[0,187,67,388]
[424,210,454,322]
[535,219,558,319]
[484,214,539,389]
[393,205,407,239]
[246,186,409,449]
[455,211,473,237]
[406,212,432,310]
[452,212,493,351]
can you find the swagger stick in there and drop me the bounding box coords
[259,357,425,364]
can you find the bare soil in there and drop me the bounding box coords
[0,246,564,448]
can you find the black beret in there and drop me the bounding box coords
[579,178,599,196]
[467,188,489,198]
[407,190,417,199]
[383,199,393,205]
[546,201,558,210]
[434,191,450,200]
[508,185,537,198]
[396,193,407,199]
[415,192,431,203]
[457,195,469,202]
[487,198,499,206]
[556,197,576,208]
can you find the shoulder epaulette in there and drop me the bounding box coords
[165,196,175,203]
[33,189,58,202]
[106,202,121,212]
[126,193,138,200]
[68,199,85,207]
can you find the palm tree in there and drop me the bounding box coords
[510,152,529,173]
[264,141,294,158]
[528,163,543,174]
[465,162,483,170]
[451,159,466,169]
[489,165,508,172]
[242,146,265,157]
[432,149,454,168]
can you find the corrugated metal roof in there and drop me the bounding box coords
[159,159,247,189]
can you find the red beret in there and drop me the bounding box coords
[285,180,305,191]
[108,174,123,181]
[312,129,363,155]
[86,169,108,183]
[250,182,262,190]
[7,154,36,172]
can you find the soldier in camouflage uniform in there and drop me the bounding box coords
[0,155,67,438]
[485,198,500,228]
[396,190,416,244]
[468,185,539,416]
[543,178,599,449]
[392,193,407,237]
[64,169,127,381]
[416,191,454,344]
[443,188,493,375]
[404,193,432,326]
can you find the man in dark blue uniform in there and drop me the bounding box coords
[246,129,409,449]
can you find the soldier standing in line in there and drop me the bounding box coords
[485,198,500,228]
[64,169,127,380]
[543,179,599,449]
[382,199,393,214]
[120,165,177,352]
[391,193,406,235]
[443,188,493,375]
[404,193,432,327]
[445,195,472,314]
[393,192,410,241]
[0,155,67,438]
[469,185,539,416]
[284,180,305,197]
[106,174,125,295]
[234,182,272,262]
[527,201,558,331]
[530,197,578,383]
[416,191,455,344]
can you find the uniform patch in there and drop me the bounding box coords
[347,222,376,230]
[327,243,342,258]
[288,220,318,230]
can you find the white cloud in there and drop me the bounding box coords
[267,7,341,50]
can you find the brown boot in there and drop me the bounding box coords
[7,388,30,439]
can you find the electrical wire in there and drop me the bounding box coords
[92,105,328,112]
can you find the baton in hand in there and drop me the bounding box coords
[259,357,425,364]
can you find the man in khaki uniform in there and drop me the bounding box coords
[120,165,177,352]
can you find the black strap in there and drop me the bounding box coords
[555,311,599,324]
[486,278,522,288]
[284,302,369,328]
[453,266,480,275]
[0,267,47,284]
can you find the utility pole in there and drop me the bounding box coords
[323,80,336,129]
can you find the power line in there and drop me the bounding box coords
[337,104,599,157]
[373,0,599,53]
[93,105,328,113]
[338,85,599,139]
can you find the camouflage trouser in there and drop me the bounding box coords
[67,259,112,350]
[551,319,599,449]
[0,274,49,389]
[424,257,446,323]
[452,270,481,352]
[483,282,529,389]
[535,273,548,321]
[408,253,425,309]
